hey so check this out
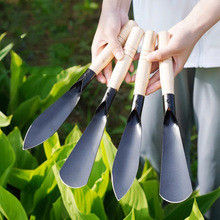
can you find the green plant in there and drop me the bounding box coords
[0,120,220,219]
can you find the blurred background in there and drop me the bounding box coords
[0,0,137,146]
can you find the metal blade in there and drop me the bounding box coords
[59,87,117,188]
[59,102,107,187]
[112,110,142,200]
[23,69,95,149]
[160,110,192,203]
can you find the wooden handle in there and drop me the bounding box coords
[158,31,174,95]
[108,26,144,91]
[134,30,157,95]
[89,20,137,74]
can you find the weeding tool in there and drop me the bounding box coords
[59,26,144,188]
[158,31,192,203]
[23,20,137,150]
[112,30,157,200]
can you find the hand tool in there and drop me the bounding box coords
[23,20,137,150]
[112,30,157,200]
[59,26,144,188]
[158,31,192,203]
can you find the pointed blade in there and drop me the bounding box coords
[24,87,81,149]
[160,110,192,203]
[112,110,142,200]
[59,102,107,188]
[23,69,96,150]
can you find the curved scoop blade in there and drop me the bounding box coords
[59,102,107,188]
[112,110,142,200]
[160,110,192,203]
[23,86,81,149]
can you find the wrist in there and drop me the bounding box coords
[102,0,131,14]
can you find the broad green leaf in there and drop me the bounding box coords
[8,127,38,169]
[185,199,204,220]
[100,131,152,220]
[44,132,60,159]
[0,186,28,220]
[52,163,100,220]
[140,180,164,220]
[164,187,220,219]
[100,130,117,171]
[72,186,107,220]
[88,147,108,194]
[64,125,82,145]
[12,96,41,129]
[124,208,135,220]
[19,66,63,101]
[120,179,152,220]
[43,65,88,110]
[0,111,12,127]
[32,168,59,220]
[0,43,13,61]
[8,168,33,190]
[9,51,28,113]
[50,197,70,220]
[0,130,15,187]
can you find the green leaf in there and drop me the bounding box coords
[9,51,28,113]
[185,199,204,220]
[0,43,13,61]
[164,187,220,219]
[0,111,12,127]
[0,186,28,220]
[19,66,63,101]
[140,180,164,220]
[64,125,82,145]
[100,131,152,220]
[124,208,135,220]
[12,96,42,129]
[0,130,15,187]
[43,65,88,109]
[52,163,100,220]
[0,33,7,43]
[44,132,61,159]
[8,127,38,169]
[32,168,59,220]
[8,168,33,190]
[50,197,70,220]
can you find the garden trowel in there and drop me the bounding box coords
[112,30,156,200]
[158,31,192,203]
[59,26,144,188]
[23,20,137,150]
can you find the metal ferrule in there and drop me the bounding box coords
[101,87,117,111]
[131,94,145,116]
[163,94,175,114]
[71,68,96,91]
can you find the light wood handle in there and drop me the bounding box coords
[158,31,174,95]
[108,26,144,91]
[89,20,137,74]
[134,30,157,95]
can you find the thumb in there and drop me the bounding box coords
[146,47,174,62]
[107,30,124,60]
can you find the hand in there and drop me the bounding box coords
[145,19,199,95]
[92,8,136,85]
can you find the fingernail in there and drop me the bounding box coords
[115,51,124,60]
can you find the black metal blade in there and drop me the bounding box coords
[160,109,192,203]
[59,87,117,188]
[23,69,95,149]
[112,95,144,200]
